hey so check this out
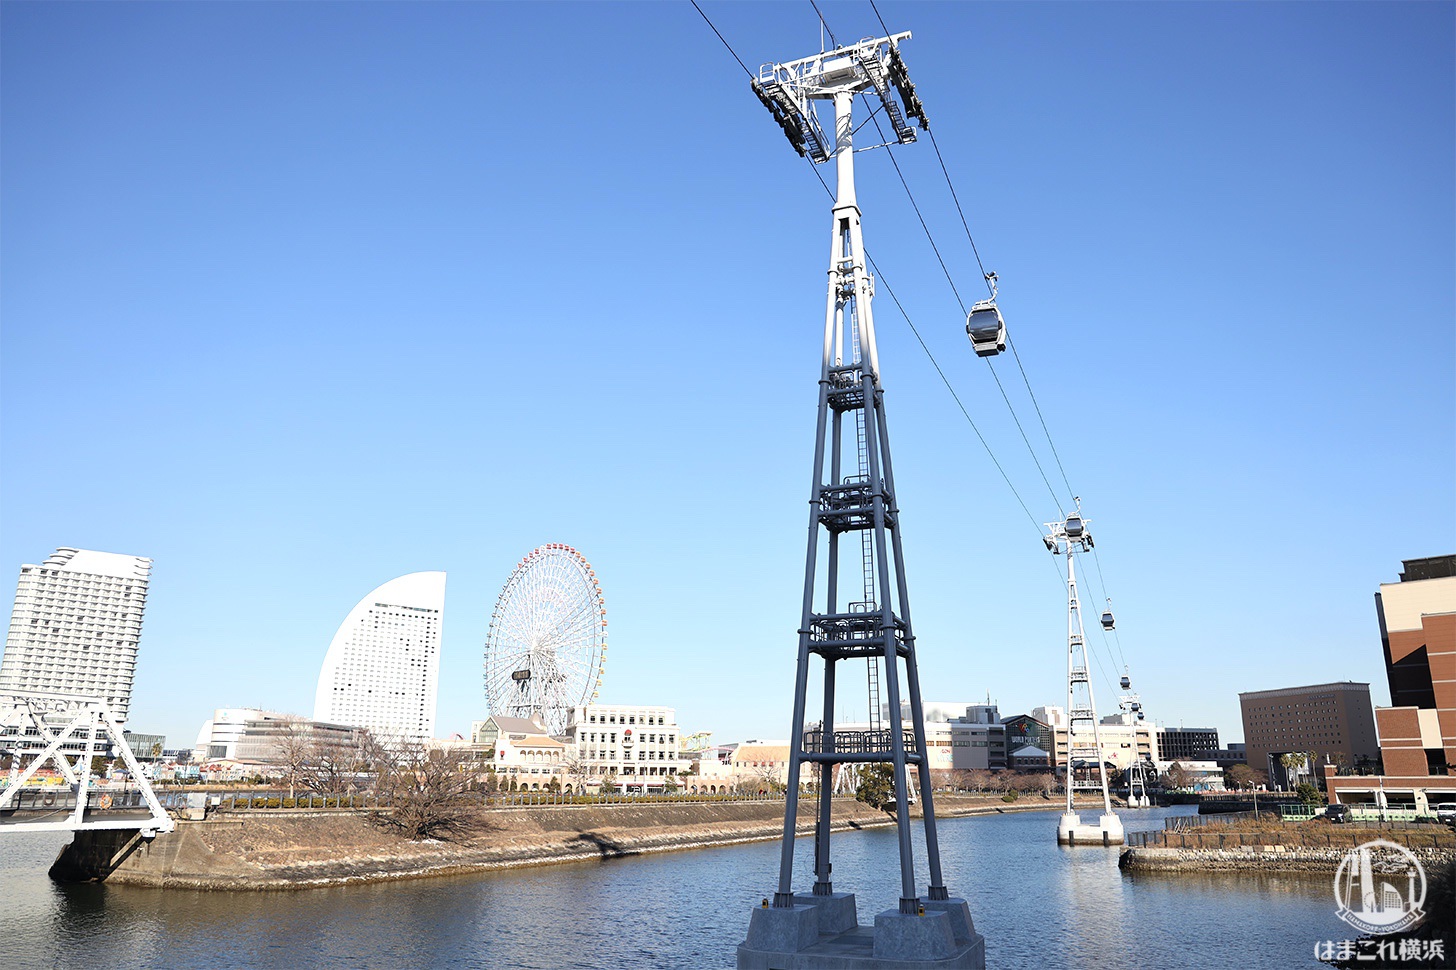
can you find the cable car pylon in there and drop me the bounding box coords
[1115,667,1153,808]
[736,28,984,970]
[1045,500,1125,846]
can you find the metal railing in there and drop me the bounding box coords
[149,787,789,814]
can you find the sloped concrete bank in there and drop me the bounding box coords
[95,797,1057,890]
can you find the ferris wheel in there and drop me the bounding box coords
[483,543,606,735]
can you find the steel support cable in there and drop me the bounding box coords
[868,0,1079,511]
[856,99,1064,511]
[866,4,1133,677]
[809,0,840,46]
[800,162,1045,535]
[1087,548,1129,670]
[690,0,754,78]
[862,0,1130,711]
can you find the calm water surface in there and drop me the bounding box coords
[3,806,1349,969]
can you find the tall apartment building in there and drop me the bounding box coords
[313,571,445,745]
[1239,681,1379,782]
[563,704,682,792]
[1157,727,1221,762]
[1328,556,1455,809]
[0,547,153,722]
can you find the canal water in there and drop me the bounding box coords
[3,806,1351,969]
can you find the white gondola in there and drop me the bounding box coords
[1064,513,1084,538]
[1119,674,1131,690]
[1102,610,1115,631]
[965,300,1006,357]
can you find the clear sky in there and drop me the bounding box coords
[2,2,1452,753]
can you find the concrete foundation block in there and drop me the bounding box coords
[920,897,978,944]
[792,892,858,935]
[744,902,820,954]
[872,909,956,962]
[1058,810,1125,846]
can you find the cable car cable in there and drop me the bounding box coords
[866,1,1135,673]
[869,1,1079,509]
[691,4,1121,688]
[689,0,754,78]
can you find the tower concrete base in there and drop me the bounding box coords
[1057,810,1125,846]
[738,894,985,969]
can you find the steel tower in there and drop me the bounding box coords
[730,33,981,970]
[1044,501,1124,845]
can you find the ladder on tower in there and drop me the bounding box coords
[851,315,882,735]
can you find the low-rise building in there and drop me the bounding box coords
[1046,713,1157,774]
[472,714,566,791]
[730,740,791,791]
[1156,759,1225,792]
[121,732,165,760]
[192,708,367,768]
[804,708,1008,775]
[1157,727,1220,762]
[1002,714,1054,762]
[563,704,683,793]
[1207,743,1247,769]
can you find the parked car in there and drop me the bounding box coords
[1323,803,1353,824]
[1435,802,1456,826]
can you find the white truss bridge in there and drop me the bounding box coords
[1,690,173,837]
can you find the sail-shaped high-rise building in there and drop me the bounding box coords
[313,571,445,745]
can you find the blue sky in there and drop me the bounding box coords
[2,2,1451,752]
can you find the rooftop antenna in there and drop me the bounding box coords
[738,29,983,970]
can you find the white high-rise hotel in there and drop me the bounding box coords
[0,547,153,721]
[313,571,445,745]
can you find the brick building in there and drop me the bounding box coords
[1239,682,1379,786]
[1327,556,1456,810]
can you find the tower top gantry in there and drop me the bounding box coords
[752,32,926,163]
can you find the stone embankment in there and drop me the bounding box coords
[91,795,1057,890]
[1120,845,1456,874]
[1119,824,1456,874]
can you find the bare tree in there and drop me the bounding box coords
[373,741,481,840]
[965,769,994,793]
[751,760,785,794]
[1226,763,1262,791]
[272,716,314,799]
[560,752,588,794]
[1166,761,1191,791]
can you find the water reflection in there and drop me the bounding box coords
[2,808,1348,969]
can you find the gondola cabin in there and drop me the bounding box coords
[965,303,1006,358]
